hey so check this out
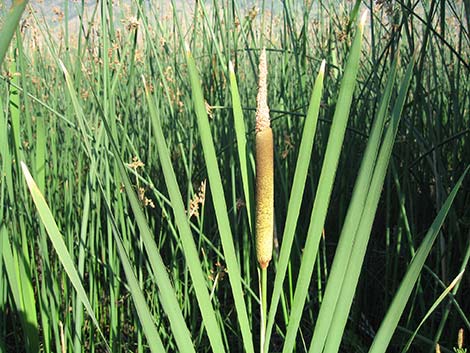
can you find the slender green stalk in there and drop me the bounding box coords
[260,268,268,353]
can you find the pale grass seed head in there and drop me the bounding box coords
[256,48,270,133]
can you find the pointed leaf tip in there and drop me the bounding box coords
[184,42,191,56]
[20,161,29,177]
[360,10,368,27]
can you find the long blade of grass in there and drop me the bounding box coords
[96,98,197,353]
[19,161,111,353]
[228,60,254,233]
[401,271,465,353]
[308,55,398,353]
[185,46,255,353]
[0,0,28,66]
[59,61,195,353]
[95,178,166,353]
[281,12,367,353]
[144,76,226,353]
[1,226,26,334]
[368,165,470,353]
[264,59,326,350]
[322,58,415,353]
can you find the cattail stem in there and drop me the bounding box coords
[260,267,268,353]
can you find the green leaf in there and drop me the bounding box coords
[186,46,255,353]
[401,271,465,353]
[368,166,470,353]
[322,57,415,353]
[58,60,195,353]
[264,59,326,351]
[20,162,111,353]
[229,60,254,233]
[96,182,166,353]
[308,55,398,353]
[0,0,28,66]
[145,76,226,353]
[281,13,367,353]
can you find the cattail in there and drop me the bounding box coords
[458,328,464,349]
[255,48,274,269]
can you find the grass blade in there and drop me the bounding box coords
[0,0,28,66]
[308,56,398,353]
[104,117,198,353]
[264,59,326,351]
[20,162,111,353]
[186,46,255,353]
[229,60,254,233]
[59,61,195,353]
[401,271,465,353]
[144,76,226,353]
[95,179,166,353]
[281,12,367,353]
[368,166,470,353]
[1,225,38,353]
[322,58,415,353]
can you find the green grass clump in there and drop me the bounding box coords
[0,1,469,352]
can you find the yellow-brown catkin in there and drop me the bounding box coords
[458,328,464,349]
[255,48,273,269]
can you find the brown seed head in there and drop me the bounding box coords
[256,128,274,269]
[255,48,274,269]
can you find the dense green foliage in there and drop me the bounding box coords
[0,1,469,352]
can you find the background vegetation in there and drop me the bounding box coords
[0,0,469,352]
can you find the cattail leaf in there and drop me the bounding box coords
[144,76,226,353]
[95,182,166,353]
[308,55,398,353]
[20,162,111,353]
[0,0,28,66]
[186,47,255,353]
[58,61,190,353]
[281,12,367,353]
[368,166,469,353]
[229,60,254,233]
[1,224,39,353]
[401,271,465,353]
[322,57,415,353]
[264,58,326,352]
[96,100,197,353]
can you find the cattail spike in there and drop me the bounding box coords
[458,328,464,349]
[255,48,274,269]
